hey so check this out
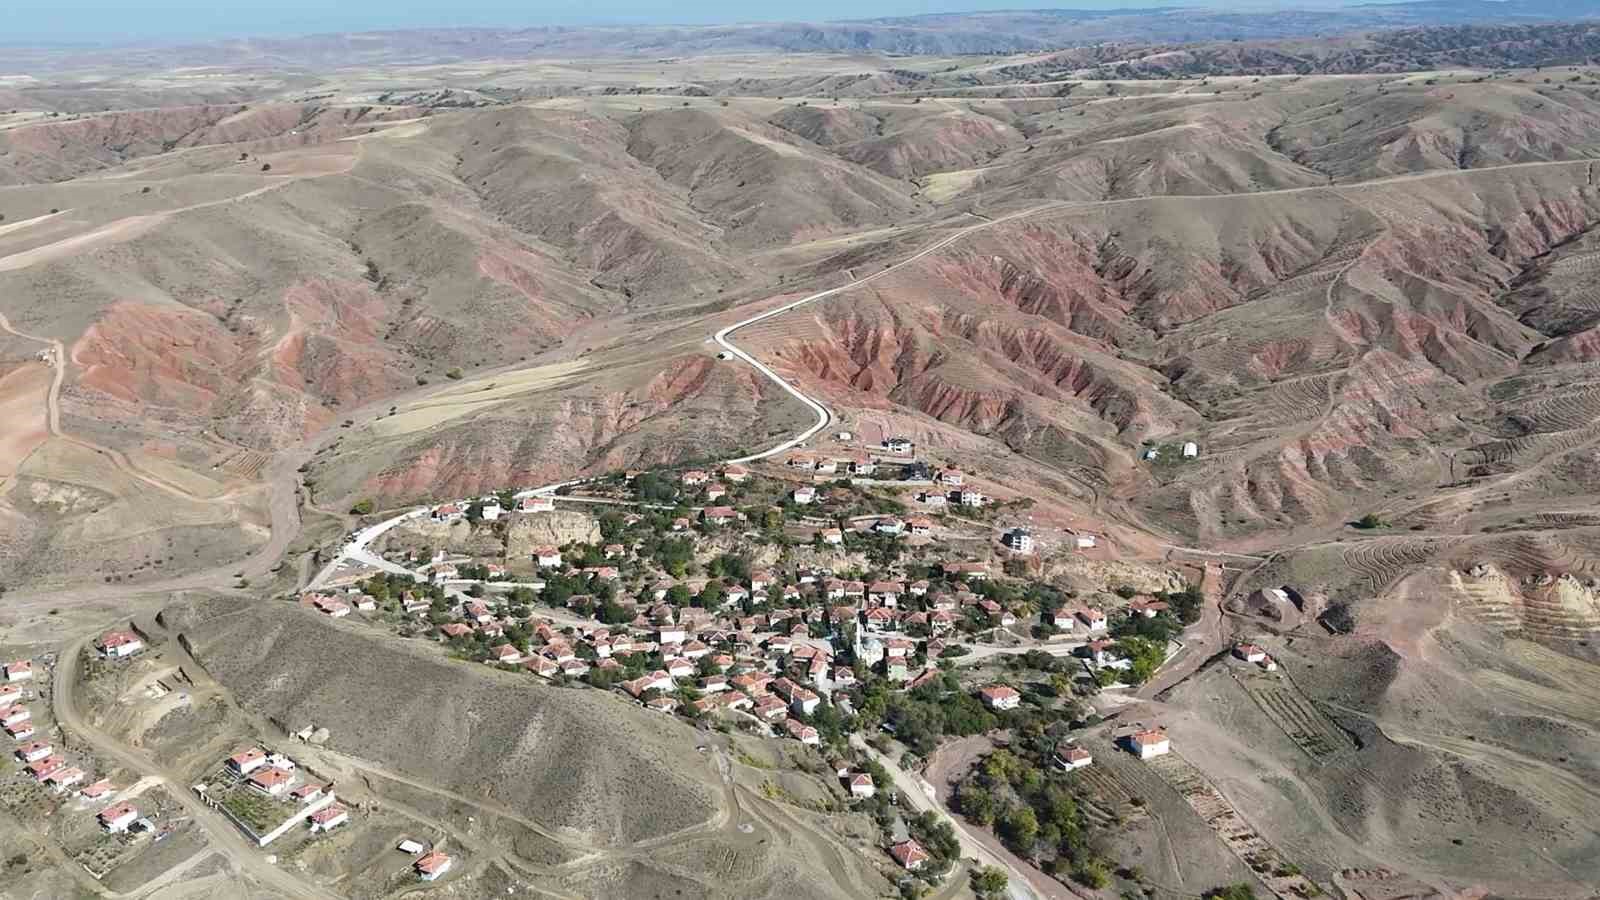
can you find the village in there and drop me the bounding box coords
[0,431,1310,898]
[295,435,1246,889]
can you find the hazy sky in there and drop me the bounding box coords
[2,0,1319,44]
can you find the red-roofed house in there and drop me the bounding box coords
[248,767,294,797]
[228,747,267,776]
[309,804,349,833]
[96,631,144,658]
[848,772,876,799]
[1130,728,1170,759]
[533,546,563,568]
[784,719,820,745]
[517,495,555,513]
[1055,746,1093,770]
[415,851,453,881]
[889,839,929,871]
[4,661,32,683]
[99,802,139,833]
[1233,642,1267,663]
[978,684,1021,711]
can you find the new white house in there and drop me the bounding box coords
[1130,728,1171,759]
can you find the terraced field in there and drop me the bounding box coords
[1232,665,1355,764]
[1145,751,1324,900]
[1342,537,1464,593]
[1067,763,1148,829]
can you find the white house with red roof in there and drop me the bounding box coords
[517,495,555,513]
[784,719,820,745]
[848,772,876,799]
[1233,643,1267,663]
[889,839,929,871]
[248,767,294,797]
[227,747,268,776]
[1055,746,1093,770]
[978,684,1022,711]
[1130,728,1171,759]
[96,631,145,658]
[4,661,33,683]
[533,546,563,568]
[431,504,464,522]
[308,804,349,833]
[99,802,140,833]
[14,740,51,763]
[415,850,453,881]
[1077,608,1108,632]
[45,766,84,791]
[0,705,34,729]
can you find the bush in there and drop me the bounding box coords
[1354,512,1387,529]
[1072,857,1111,889]
[445,368,464,380]
[349,498,375,515]
[1205,885,1257,900]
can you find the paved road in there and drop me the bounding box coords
[53,636,341,900]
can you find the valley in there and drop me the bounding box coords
[1,12,1599,900]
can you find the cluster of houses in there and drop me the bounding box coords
[0,658,90,796]
[2,652,156,834]
[216,746,347,839]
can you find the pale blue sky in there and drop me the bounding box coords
[2,1,1331,44]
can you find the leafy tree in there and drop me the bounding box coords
[971,867,1009,899]
[1000,805,1040,853]
[1072,857,1111,889]
[1205,885,1257,900]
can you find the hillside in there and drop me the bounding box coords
[166,596,722,847]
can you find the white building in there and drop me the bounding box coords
[1182,442,1199,459]
[96,631,144,658]
[1055,746,1093,770]
[978,685,1021,711]
[1130,728,1171,759]
[1003,528,1034,554]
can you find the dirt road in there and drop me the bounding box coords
[1141,562,1228,700]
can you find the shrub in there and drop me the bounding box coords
[350,499,375,515]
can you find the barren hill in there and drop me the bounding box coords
[166,596,722,846]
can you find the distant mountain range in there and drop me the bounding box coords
[10,1,1600,71]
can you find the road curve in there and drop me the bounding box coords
[715,200,1068,464]
[312,200,1071,587]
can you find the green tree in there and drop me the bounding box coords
[1072,857,1111,889]
[349,498,374,515]
[971,867,1008,898]
[1000,806,1039,853]
[1204,885,1257,900]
